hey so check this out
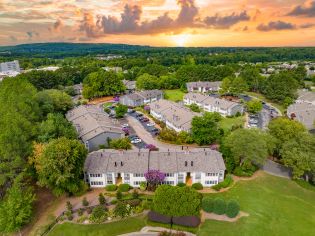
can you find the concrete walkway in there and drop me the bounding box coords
[119,226,196,236]
[261,160,292,179]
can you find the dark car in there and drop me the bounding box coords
[150,128,159,133]
[135,113,143,117]
[141,118,149,122]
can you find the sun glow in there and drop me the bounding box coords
[171,34,190,47]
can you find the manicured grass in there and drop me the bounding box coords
[198,173,315,236]
[244,91,285,114]
[47,174,315,236]
[163,89,186,102]
[48,216,146,236]
[218,116,245,133]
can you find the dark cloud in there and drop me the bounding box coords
[79,12,100,37]
[204,11,250,29]
[48,19,63,32]
[97,0,199,35]
[256,21,296,31]
[300,23,315,28]
[98,5,142,34]
[176,0,198,26]
[287,1,315,17]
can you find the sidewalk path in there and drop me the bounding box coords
[119,226,196,236]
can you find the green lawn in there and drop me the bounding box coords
[198,173,315,236]
[163,89,186,102]
[48,216,146,236]
[218,116,245,133]
[244,91,285,114]
[48,174,315,236]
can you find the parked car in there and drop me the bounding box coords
[122,123,129,128]
[147,122,155,127]
[131,138,142,144]
[249,119,258,124]
[128,109,135,113]
[141,118,149,122]
[135,113,143,118]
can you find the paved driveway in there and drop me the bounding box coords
[261,160,292,179]
[126,115,185,151]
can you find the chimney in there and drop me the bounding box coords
[191,161,193,166]
[121,161,123,166]
[114,162,117,167]
[185,161,188,167]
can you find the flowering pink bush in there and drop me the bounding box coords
[144,170,165,191]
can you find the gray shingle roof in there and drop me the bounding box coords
[121,90,163,102]
[287,102,315,130]
[186,81,222,90]
[84,149,226,174]
[66,105,124,142]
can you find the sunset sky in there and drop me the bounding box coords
[0,0,315,47]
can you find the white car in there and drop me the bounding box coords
[121,124,129,128]
[146,122,155,127]
[131,138,142,144]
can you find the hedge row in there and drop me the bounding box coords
[202,197,240,218]
[148,211,200,227]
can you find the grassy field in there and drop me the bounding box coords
[47,173,315,236]
[198,173,315,236]
[244,91,285,114]
[163,89,186,102]
[48,216,146,236]
[218,115,245,133]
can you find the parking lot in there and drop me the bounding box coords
[239,94,280,129]
[102,103,161,150]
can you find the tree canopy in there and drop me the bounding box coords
[224,129,275,169]
[34,137,87,196]
[83,70,125,99]
[152,185,202,217]
[191,112,222,145]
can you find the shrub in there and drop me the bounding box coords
[66,201,73,212]
[77,208,84,216]
[118,184,131,192]
[67,215,73,221]
[110,199,118,205]
[89,206,108,223]
[98,193,106,205]
[213,198,226,215]
[82,197,89,207]
[233,166,257,177]
[202,196,214,213]
[212,174,233,191]
[109,138,132,150]
[106,184,117,191]
[114,201,131,218]
[132,189,139,199]
[86,207,92,214]
[148,211,172,224]
[172,215,201,227]
[226,200,240,218]
[124,199,141,207]
[116,190,122,200]
[152,185,202,217]
[192,183,203,190]
[140,182,147,191]
[177,183,186,187]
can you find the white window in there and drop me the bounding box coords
[205,180,218,185]
[178,173,184,183]
[124,173,130,180]
[162,181,175,185]
[133,181,141,186]
[134,173,144,177]
[90,174,102,177]
[206,173,218,177]
[165,173,174,177]
[107,173,113,184]
[195,172,201,180]
[90,181,103,186]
